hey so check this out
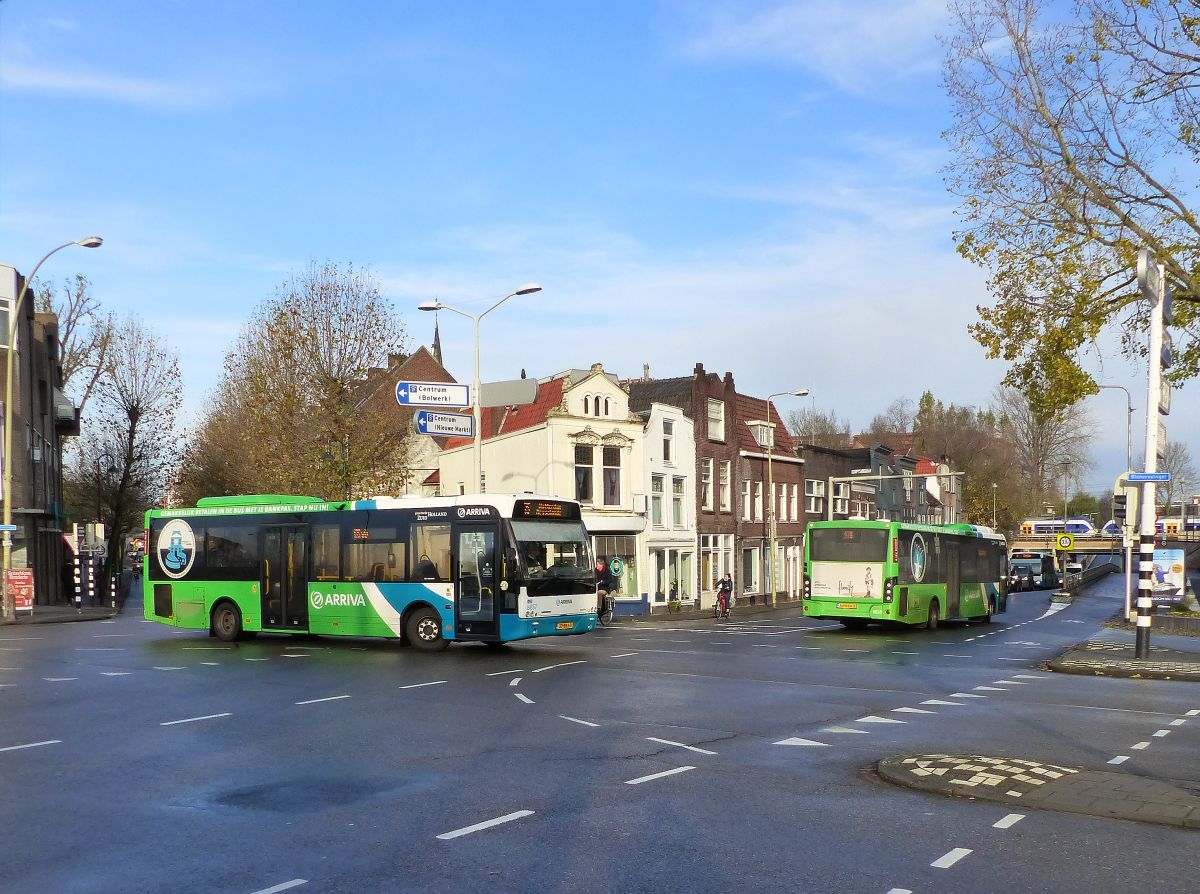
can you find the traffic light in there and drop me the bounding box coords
[1113,492,1127,524]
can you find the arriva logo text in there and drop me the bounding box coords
[310,591,366,610]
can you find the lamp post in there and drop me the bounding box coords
[1097,384,1134,471]
[766,388,809,604]
[418,283,542,494]
[992,482,997,529]
[2,237,103,620]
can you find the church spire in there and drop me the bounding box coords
[432,314,443,366]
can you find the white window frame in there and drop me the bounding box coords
[719,460,731,511]
[707,399,725,442]
[651,474,664,527]
[805,479,825,515]
[701,458,713,511]
[790,483,798,521]
[833,482,850,516]
[672,476,685,528]
[662,419,673,465]
[753,481,763,521]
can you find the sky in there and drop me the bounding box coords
[0,0,1192,501]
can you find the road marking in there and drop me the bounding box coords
[92,633,132,637]
[774,737,829,747]
[398,681,447,690]
[154,666,185,671]
[943,654,972,658]
[891,651,919,655]
[1013,674,1046,679]
[281,654,310,659]
[892,707,934,714]
[931,848,973,868]
[993,814,1025,829]
[822,726,870,734]
[1108,756,1130,765]
[950,693,987,698]
[201,662,221,666]
[295,695,351,705]
[610,652,639,658]
[101,672,132,677]
[1187,709,1200,717]
[625,766,695,785]
[43,677,78,682]
[647,737,717,755]
[183,646,232,651]
[437,810,534,840]
[532,660,587,673]
[559,715,599,727]
[993,680,1027,684]
[996,657,1030,661]
[886,889,913,894]
[515,693,534,704]
[0,637,39,640]
[921,699,963,706]
[973,686,1007,691]
[1132,741,1150,750]
[842,649,869,652]
[857,715,905,724]
[485,669,525,676]
[0,740,61,752]
[160,713,231,726]
[508,677,522,687]
[75,647,126,651]
[1152,729,1171,737]
[249,880,307,894]
[244,658,270,661]
[1170,719,1187,726]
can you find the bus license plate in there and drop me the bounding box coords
[556,622,573,630]
[837,602,857,610]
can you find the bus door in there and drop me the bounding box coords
[453,525,499,640]
[261,526,309,630]
[945,541,961,619]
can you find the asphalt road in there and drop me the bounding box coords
[0,573,1194,894]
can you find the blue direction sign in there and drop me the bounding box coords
[1127,472,1170,482]
[395,380,470,408]
[415,410,474,438]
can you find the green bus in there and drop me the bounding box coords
[144,493,597,650]
[802,520,1008,629]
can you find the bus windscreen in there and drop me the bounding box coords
[810,528,888,563]
[511,519,594,596]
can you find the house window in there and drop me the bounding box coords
[662,419,673,464]
[750,422,771,449]
[707,399,725,442]
[741,547,758,593]
[604,397,610,415]
[790,484,798,521]
[741,480,750,518]
[651,475,664,526]
[805,479,825,514]
[833,482,850,516]
[701,458,713,510]
[575,444,594,503]
[753,481,763,521]
[719,460,731,511]
[672,476,685,527]
[602,446,621,506]
[778,483,786,521]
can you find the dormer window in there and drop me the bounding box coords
[749,420,772,449]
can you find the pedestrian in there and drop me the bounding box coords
[715,572,734,619]
[595,559,614,614]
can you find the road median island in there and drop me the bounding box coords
[1045,637,1200,681]
[878,753,1200,829]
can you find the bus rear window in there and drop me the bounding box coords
[810,528,888,563]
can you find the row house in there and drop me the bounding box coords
[0,264,80,606]
[795,443,940,523]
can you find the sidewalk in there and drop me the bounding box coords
[1,603,117,625]
[878,753,1200,829]
[612,598,804,624]
[1047,626,1200,681]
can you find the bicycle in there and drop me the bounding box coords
[714,589,731,619]
[597,591,615,626]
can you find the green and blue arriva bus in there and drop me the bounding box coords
[802,520,1008,629]
[144,493,597,650]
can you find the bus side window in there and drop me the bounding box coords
[410,523,451,581]
[313,524,341,581]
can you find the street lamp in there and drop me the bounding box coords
[2,236,103,620]
[1097,384,1134,472]
[766,388,809,604]
[419,283,542,494]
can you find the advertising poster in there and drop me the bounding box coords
[1150,548,1186,603]
[6,568,34,611]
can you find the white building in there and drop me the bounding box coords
[637,402,698,611]
[437,364,652,611]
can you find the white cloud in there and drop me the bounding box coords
[0,58,225,108]
[676,0,948,94]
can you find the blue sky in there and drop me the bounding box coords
[0,0,1189,498]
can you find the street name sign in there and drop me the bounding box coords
[395,381,470,408]
[415,411,474,438]
[1127,472,1169,482]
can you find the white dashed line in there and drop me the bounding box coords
[774,737,830,747]
[515,693,534,704]
[160,713,231,726]
[1132,741,1150,750]
[485,669,525,676]
[508,677,522,687]
[610,652,639,658]
[1153,730,1171,737]
[892,707,934,714]
[398,681,447,690]
[973,686,1007,691]
[0,740,61,752]
[1108,756,1130,765]
[559,715,599,727]
[1170,718,1187,726]
[153,666,185,671]
[100,672,132,677]
[532,660,587,673]
[647,737,717,755]
[295,695,351,705]
[1187,709,1200,717]
[822,726,870,734]
[857,715,905,724]
[437,810,534,840]
[249,879,307,894]
[950,693,987,698]
[625,766,695,785]
[993,813,1025,829]
[922,699,963,706]
[931,848,973,868]
[886,889,913,894]
[43,677,77,682]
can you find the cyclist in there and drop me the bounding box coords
[715,572,733,619]
[596,559,615,624]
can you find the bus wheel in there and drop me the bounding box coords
[212,603,243,643]
[925,600,940,631]
[407,607,449,652]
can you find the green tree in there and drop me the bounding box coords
[944,0,1199,416]
[177,261,412,501]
